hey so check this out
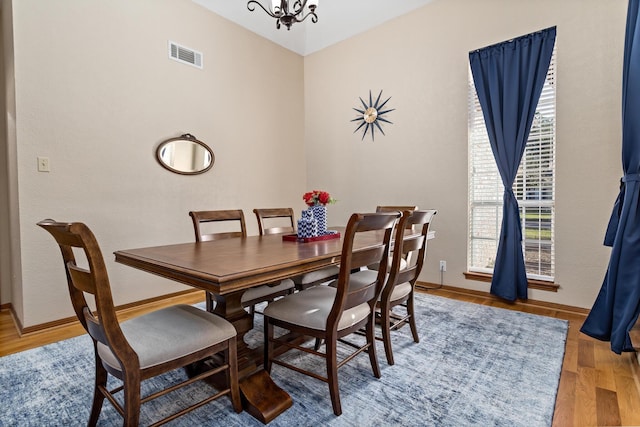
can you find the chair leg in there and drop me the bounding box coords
[264,317,273,373]
[380,306,395,366]
[325,334,342,416]
[122,373,141,427]
[226,341,243,413]
[407,293,420,343]
[366,314,381,378]
[206,292,215,312]
[88,354,107,427]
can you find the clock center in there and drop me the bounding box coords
[363,107,378,124]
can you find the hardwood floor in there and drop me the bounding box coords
[1,287,639,426]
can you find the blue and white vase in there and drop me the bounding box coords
[309,205,328,235]
[297,209,318,238]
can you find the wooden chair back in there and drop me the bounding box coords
[37,220,136,367]
[189,209,247,242]
[329,212,400,328]
[253,208,295,235]
[382,209,437,302]
[375,205,419,213]
[376,206,419,228]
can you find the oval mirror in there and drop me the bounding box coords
[156,134,214,175]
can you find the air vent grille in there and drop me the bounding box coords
[168,41,203,69]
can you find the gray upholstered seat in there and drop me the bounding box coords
[292,266,341,288]
[98,304,237,371]
[366,257,407,272]
[341,269,412,303]
[263,285,370,331]
[242,279,295,305]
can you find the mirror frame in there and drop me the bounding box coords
[155,133,215,175]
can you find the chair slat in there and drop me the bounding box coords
[68,263,96,294]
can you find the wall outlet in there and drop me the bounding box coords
[439,260,447,272]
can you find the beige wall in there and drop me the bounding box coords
[3,0,630,328]
[1,0,19,319]
[304,0,627,308]
[8,0,306,327]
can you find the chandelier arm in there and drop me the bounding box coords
[247,1,278,18]
[289,12,318,24]
[292,0,306,14]
[293,11,318,24]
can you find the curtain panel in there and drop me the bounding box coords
[581,0,640,354]
[469,27,556,301]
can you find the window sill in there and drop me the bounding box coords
[463,271,559,292]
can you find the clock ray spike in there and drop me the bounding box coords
[374,120,385,135]
[378,108,396,115]
[359,97,368,110]
[353,121,367,133]
[378,96,392,110]
[374,90,383,109]
[362,123,371,140]
[377,117,393,124]
[353,107,365,114]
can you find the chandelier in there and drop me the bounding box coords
[247,0,318,31]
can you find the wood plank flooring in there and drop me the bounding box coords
[1,288,639,426]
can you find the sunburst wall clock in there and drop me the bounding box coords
[351,90,395,141]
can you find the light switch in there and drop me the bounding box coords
[37,157,50,172]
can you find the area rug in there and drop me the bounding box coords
[0,293,568,426]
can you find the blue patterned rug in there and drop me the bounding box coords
[0,293,567,426]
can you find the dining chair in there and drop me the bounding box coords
[263,211,400,416]
[358,209,437,365]
[253,208,340,290]
[189,210,294,313]
[37,219,242,426]
[376,205,419,227]
[367,205,420,272]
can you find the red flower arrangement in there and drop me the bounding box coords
[303,190,337,206]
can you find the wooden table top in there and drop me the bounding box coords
[114,228,435,295]
[114,229,349,295]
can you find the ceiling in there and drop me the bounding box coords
[192,0,435,56]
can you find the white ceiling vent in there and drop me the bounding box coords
[168,41,203,69]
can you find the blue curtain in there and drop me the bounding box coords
[581,0,640,354]
[469,28,556,301]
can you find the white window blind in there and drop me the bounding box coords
[468,46,556,281]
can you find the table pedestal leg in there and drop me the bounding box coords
[212,291,293,423]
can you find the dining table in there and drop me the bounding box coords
[113,226,434,422]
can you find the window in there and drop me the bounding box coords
[467,47,556,282]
